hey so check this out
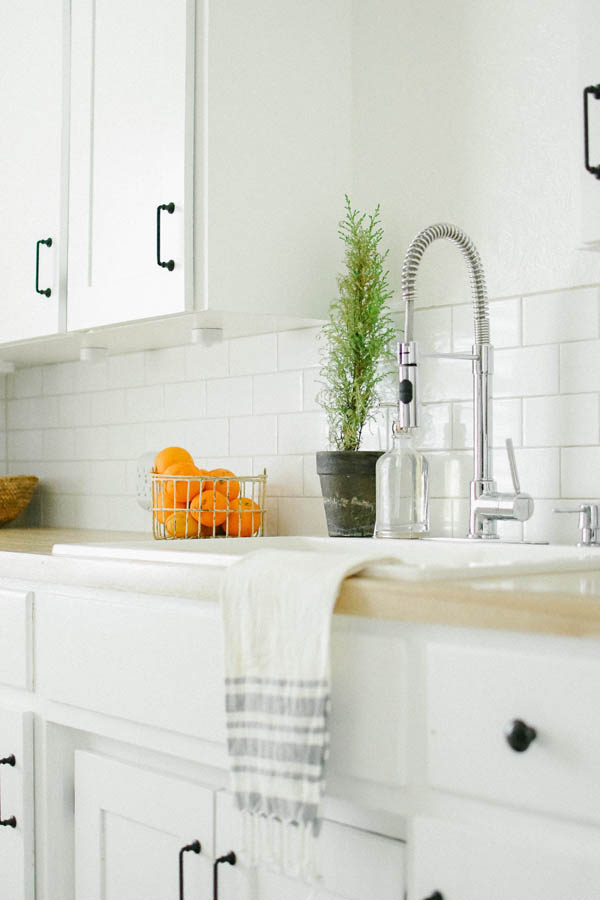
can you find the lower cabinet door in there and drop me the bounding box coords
[411,816,600,900]
[0,706,34,900]
[215,792,405,900]
[74,752,214,900]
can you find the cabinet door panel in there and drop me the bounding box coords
[0,706,34,900]
[75,751,213,900]
[411,816,600,900]
[0,0,62,341]
[68,0,191,330]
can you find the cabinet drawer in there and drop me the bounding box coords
[411,816,600,900]
[36,592,226,743]
[216,792,405,900]
[0,705,34,900]
[427,642,600,823]
[0,590,32,689]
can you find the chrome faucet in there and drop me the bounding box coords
[398,223,534,539]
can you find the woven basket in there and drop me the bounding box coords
[0,476,39,525]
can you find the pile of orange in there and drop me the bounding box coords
[152,446,262,539]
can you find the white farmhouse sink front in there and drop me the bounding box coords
[51,535,600,580]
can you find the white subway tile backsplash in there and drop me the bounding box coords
[494,345,558,397]
[277,497,327,536]
[75,427,109,461]
[184,342,229,380]
[11,367,42,399]
[453,298,520,350]
[523,394,599,447]
[302,454,322,497]
[303,368,321,411]
[414,306,452,353]
[253,372,302,415]
[523,288,599,346]
[230,334,277,375]
[278,412,328,455]
[125,385,165,423]
[109,352,145,389]
[494,447,559,498]
[144,347,185,385]
[90,390,127,426]
[42,428,76,461]
[560,340,600,393]
[8,430,43,462]
[252,455,304,497]
[561,447,600,498]
[206,377,252,418]
[453,399,522,450]
[230,415,277,456]
[185,418,229,458]
[164,381,206,420]
[278,328,321,370]
[9,281,600,542]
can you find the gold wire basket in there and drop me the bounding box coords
[151,470,267,540]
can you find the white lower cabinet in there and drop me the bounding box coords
[215,792,405,900]
[411,816,600,900]
[0,705,34,900]
[74,752,214,900]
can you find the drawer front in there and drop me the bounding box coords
[0,705,34,900]
[36,592,226,743]
[427,642,600,823]
[216,792,405,900]
[411,816,600,900]
[0,590,32,689]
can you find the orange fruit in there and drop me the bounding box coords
[164,510,200,538]
[226,497,262,537]
[204,468,240,500]
[190,490,228,528]
[154,446,194,475]
[152,479,188,523]
[162,462,204,503]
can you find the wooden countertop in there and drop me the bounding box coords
[1,528,600,639]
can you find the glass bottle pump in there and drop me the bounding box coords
[375,418,429,539]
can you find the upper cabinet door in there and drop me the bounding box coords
[68,0,193,331]
[0,0,62,342]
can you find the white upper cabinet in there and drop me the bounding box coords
[68,0,192,330]
[67,0,351,333]
[202,0,352,320]
[0,0,63,342]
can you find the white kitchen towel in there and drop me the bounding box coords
[221,547,394,883]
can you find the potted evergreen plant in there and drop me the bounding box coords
[317,196,396,537]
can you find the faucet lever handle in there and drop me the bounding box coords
[505,438,521,494]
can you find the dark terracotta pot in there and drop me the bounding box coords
[316,450,383,538]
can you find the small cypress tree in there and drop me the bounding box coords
[319,196,396,451]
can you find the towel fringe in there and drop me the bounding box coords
[240,810,321,889]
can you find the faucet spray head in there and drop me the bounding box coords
[397,340,419,430]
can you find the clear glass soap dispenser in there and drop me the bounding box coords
[375,420,429,538]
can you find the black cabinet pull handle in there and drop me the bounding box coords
[157,202,175,270]
[0,753,17,828]
[178,840,201,900]
[213,851,236,900]
[423,893,444,900]
[504,718,537,752]
[35,237,53,297]
[584,85,600,179]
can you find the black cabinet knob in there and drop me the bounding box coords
[424,892,444,900]
[504,718,537,752]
